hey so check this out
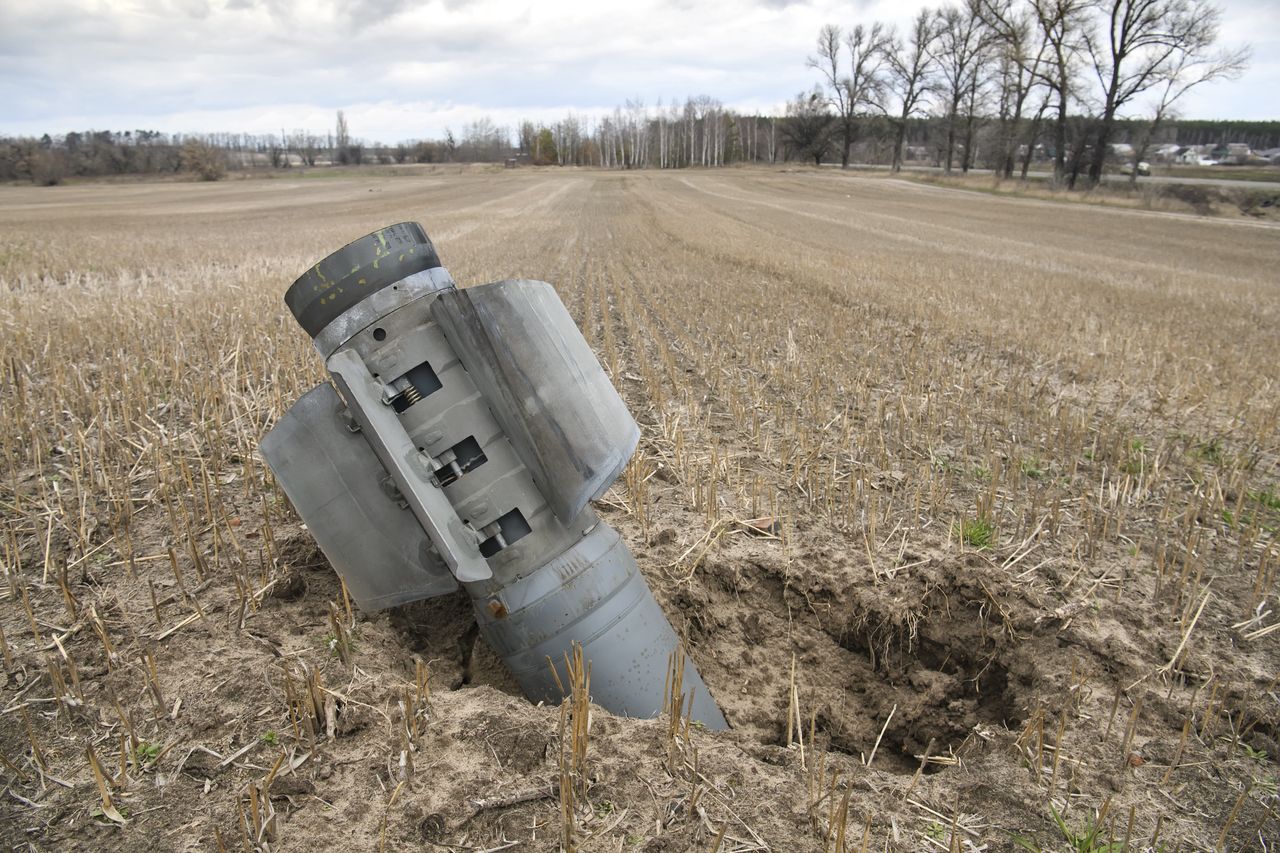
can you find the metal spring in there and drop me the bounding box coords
[400,385,423,407]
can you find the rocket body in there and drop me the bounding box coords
[260,223,725,729]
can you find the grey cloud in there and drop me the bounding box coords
[344,0,419,28]
[0,0,1271,141]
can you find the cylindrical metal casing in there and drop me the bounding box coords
[471,521,726,727]
[285,222,444,339]
[263,223,728,729]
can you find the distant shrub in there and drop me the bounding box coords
[29,149,65,186]
[1160,183,1216,215]
[181,139,226,181]
[1234,190,1279,217]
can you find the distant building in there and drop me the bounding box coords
[1177,145,1216,166]
[905,145,930,162]
[1210,143,1252,165]
[1014,143,1048,161]
[227,150,308,168]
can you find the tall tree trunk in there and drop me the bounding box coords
[945,110,957,173]
[1020,109,1045,180]
[1088,53,1123,185]
[892,117,908,173]
[1065,121,1090,188]
[1052,90,1068,185]
[1087,108,1116,185]
[962,115,976,173]
[1003,89,1027,179]
[961,87,979,173]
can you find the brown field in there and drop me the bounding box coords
[905,170,1280,219]
[2,168,1278,852]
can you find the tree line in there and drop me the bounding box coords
[6,110,1270,187]
[792,0,1250,186]
[0,101,792,183]
[0,0,1258,187]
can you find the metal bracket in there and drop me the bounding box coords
[326,348,493,583]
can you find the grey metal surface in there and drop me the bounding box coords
[313,267,456,359]
[328,288,590,588]
[286,222,444,338]
[266,222,729,729]
[431,280,640,525]
[472,521,727,728]
[326,348,495,584]
[259,382,458,609]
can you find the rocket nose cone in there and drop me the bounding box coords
[285,222,443,338]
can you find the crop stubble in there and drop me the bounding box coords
[1,169,1278,850]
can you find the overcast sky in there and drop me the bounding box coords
[1,0,1275,143]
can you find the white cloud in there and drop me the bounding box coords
[0,0,1272,141]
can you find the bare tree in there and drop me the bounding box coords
[808,22,891,169]
[981,0,1053,178]
[1018,93,1054,177]
[626,99,650,168]
[984,0,1091,184]
[885,10,940,173]
[1126,35,1249,183]
[518,120,537,157]
[1084,0,1245,185]
[290,131,321,166]
[180,138,226,181]
[458,117,511,162]
[932,1,992,173]
[1039,0,1093,185]
[553,115,582,166]
[335,110,351,165]
[958,65,990,172]
[782,90,835,166]
[267,133,285,169]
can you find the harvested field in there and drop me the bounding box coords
[1,167,1278,851]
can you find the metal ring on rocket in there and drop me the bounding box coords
[284,222,443,338]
